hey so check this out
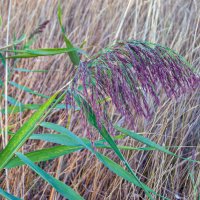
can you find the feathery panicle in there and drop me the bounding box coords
[66,40,200,130]
[29,20,50,39]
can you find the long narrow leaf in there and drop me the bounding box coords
[9,81,49,99]
[30,133,153,151]
[1,103,70,114]
[95,152,169,200]
[0,52,6,66]
[30,133,81,146]
[4,47,79,59]
[13,34,26,46]
[5,142,153,169]
[0,34,26,50]
[0,92,60,170]
[3,47,78,54]
[0,78,4,87]
[13,68,48,73]
[40,122,94,152]
[16,153,84,200]
[115,125,199,163]
[6,145,82,169]
[57,3,80,65]
[0,187,21,200]
[40,122,157,199]
[73,92,153,199]
[2,95,23,106]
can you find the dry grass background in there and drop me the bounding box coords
[0,0,200,199]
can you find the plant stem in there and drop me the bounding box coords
[114,0,133,41]
[4,0,12,194]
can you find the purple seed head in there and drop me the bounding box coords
[29,20,50,39]
[66,40,200,130]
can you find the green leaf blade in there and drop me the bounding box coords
[115,125,199,163]
[6,145,81,169]
[0,187,21,200]
[37,122,167,199]
[9,81,49,99]
[57,2,80,65]
[0,92,60,170]
[72,92,154,199]
[16,153,84,200]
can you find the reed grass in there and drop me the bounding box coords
[0,0,200,199]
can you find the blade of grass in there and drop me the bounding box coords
[5,140,153,169]
[3,47,78,54]
[3,47,79,59]
[9,81,49,99]
[2,95,23,106]
[30,133,153,151]
[72,92,153,199]
[6,145,82,169]
[0,103,72,114]
[115,125,199,163]
[30,133,81,146]
[1,104,38,114]
[40,122,153,199]
[6,53,38,59]
[16,152,84,200]
[0,187,21,200]
[13,34,26,44]
[0,34,26,50]
[40,122,93,152]
[94,152,169,200]
[57,2,80,65]
[0,91,61,170]
[0,78,4,87]
[26,48,79,55]
[39,122,167,199]
[0,53,6,66]
[13,68,48,73]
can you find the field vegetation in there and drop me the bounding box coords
[0,0,199,199]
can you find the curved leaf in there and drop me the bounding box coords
[0,92,61,170]
[6,145,81,169]
[0,187,21,200]
[72,92,154,199]
[9,81,49,99]
[57,2,80,65]
[40,122,156,199]
[115,125,199,163]
[16,153,84,200]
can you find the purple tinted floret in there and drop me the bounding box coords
[66,40,200,131]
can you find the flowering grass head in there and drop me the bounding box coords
[67,40,200,130]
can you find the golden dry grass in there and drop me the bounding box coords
[0,0,200,199]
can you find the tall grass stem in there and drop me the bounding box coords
[114,0,133,41]
[4,0,12,193]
